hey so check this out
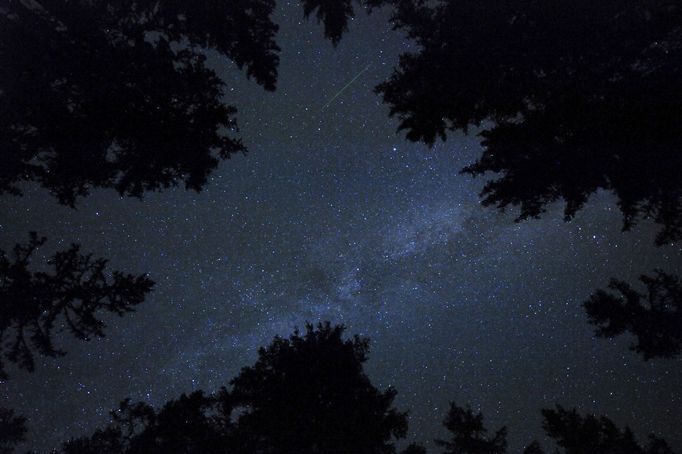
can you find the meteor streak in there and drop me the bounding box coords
[321,63,372,111]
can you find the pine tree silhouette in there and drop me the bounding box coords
[0,233,153,379]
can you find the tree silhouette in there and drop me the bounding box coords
[300,0,355,45]
[584,271,682,360]
[1,3,365,450]
[0,0,284,383]
[228,321,408,453]
[430,404,676,454]
[124,392,230,454]
[370,0,682,362]
[0,408,26,454]
[0,232,153,379]
[1,0,281,205]
[56,322,408,454]
[61,428,127,454]
[297,0,392,46]
[539,405,676,454]
[435,402,507,454]
[375,0,682,245]
[61,392,230,454]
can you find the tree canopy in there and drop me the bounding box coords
[60,392,226,454]
[433,402,676,454]
[7,326,677,453]
[539,405,676,454]
[57,322,408,454]
[435,402,507,454]
[0,0,280,205]
[2,0,681,451]
[228,321,408,453]
[374,0,682,245]
[584,270,682,360]
[284,0,682,360]
[0,232,153,379]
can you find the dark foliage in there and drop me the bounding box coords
[584,271,682,360]
[375,0,682,245]
[228,321,408,453]
[57,322,407,454]
[297,0,395,45]
[0,408,26,454]
[0,232,153,379]
[300,0,355,45]
[61,392,228,454]
[1,0,280,205]
[60,428,127,454]
[435,402,507,454]
[123,392,230,454]
[431,404,676,454]
[539,405,676,454]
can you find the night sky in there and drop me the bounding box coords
[2,2,681,452]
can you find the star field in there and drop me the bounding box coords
[1,2,681,452]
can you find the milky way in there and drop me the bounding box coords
[2,2,681,451]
